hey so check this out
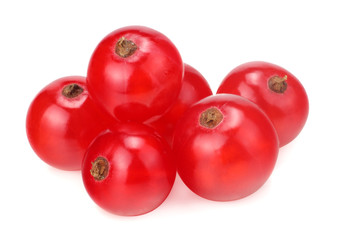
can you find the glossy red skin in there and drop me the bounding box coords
[87,26,184,122]
[173,94,279,201]
[146,64,212,144]
[82,122,176,216]
[26,76,115,171]
[217,61,309,147]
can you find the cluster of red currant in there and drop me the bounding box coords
[26,26,309,216]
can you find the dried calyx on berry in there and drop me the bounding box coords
[268,75,288,93]
[199,107,223,129]
[62,84,84,98]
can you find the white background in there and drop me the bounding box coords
[1,0,359,239]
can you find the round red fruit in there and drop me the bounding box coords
[82,122,176,216]
[87,26,184,122]
[217,61,309,147]
[146,64,212,144]
[26,76,115,171]
[173,94,279,201]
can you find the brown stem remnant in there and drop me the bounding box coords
[268,75,288,94]
[115,37,137,58]
[199,107,223,129]
[62,84,84,98]
[90,157,109,181]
